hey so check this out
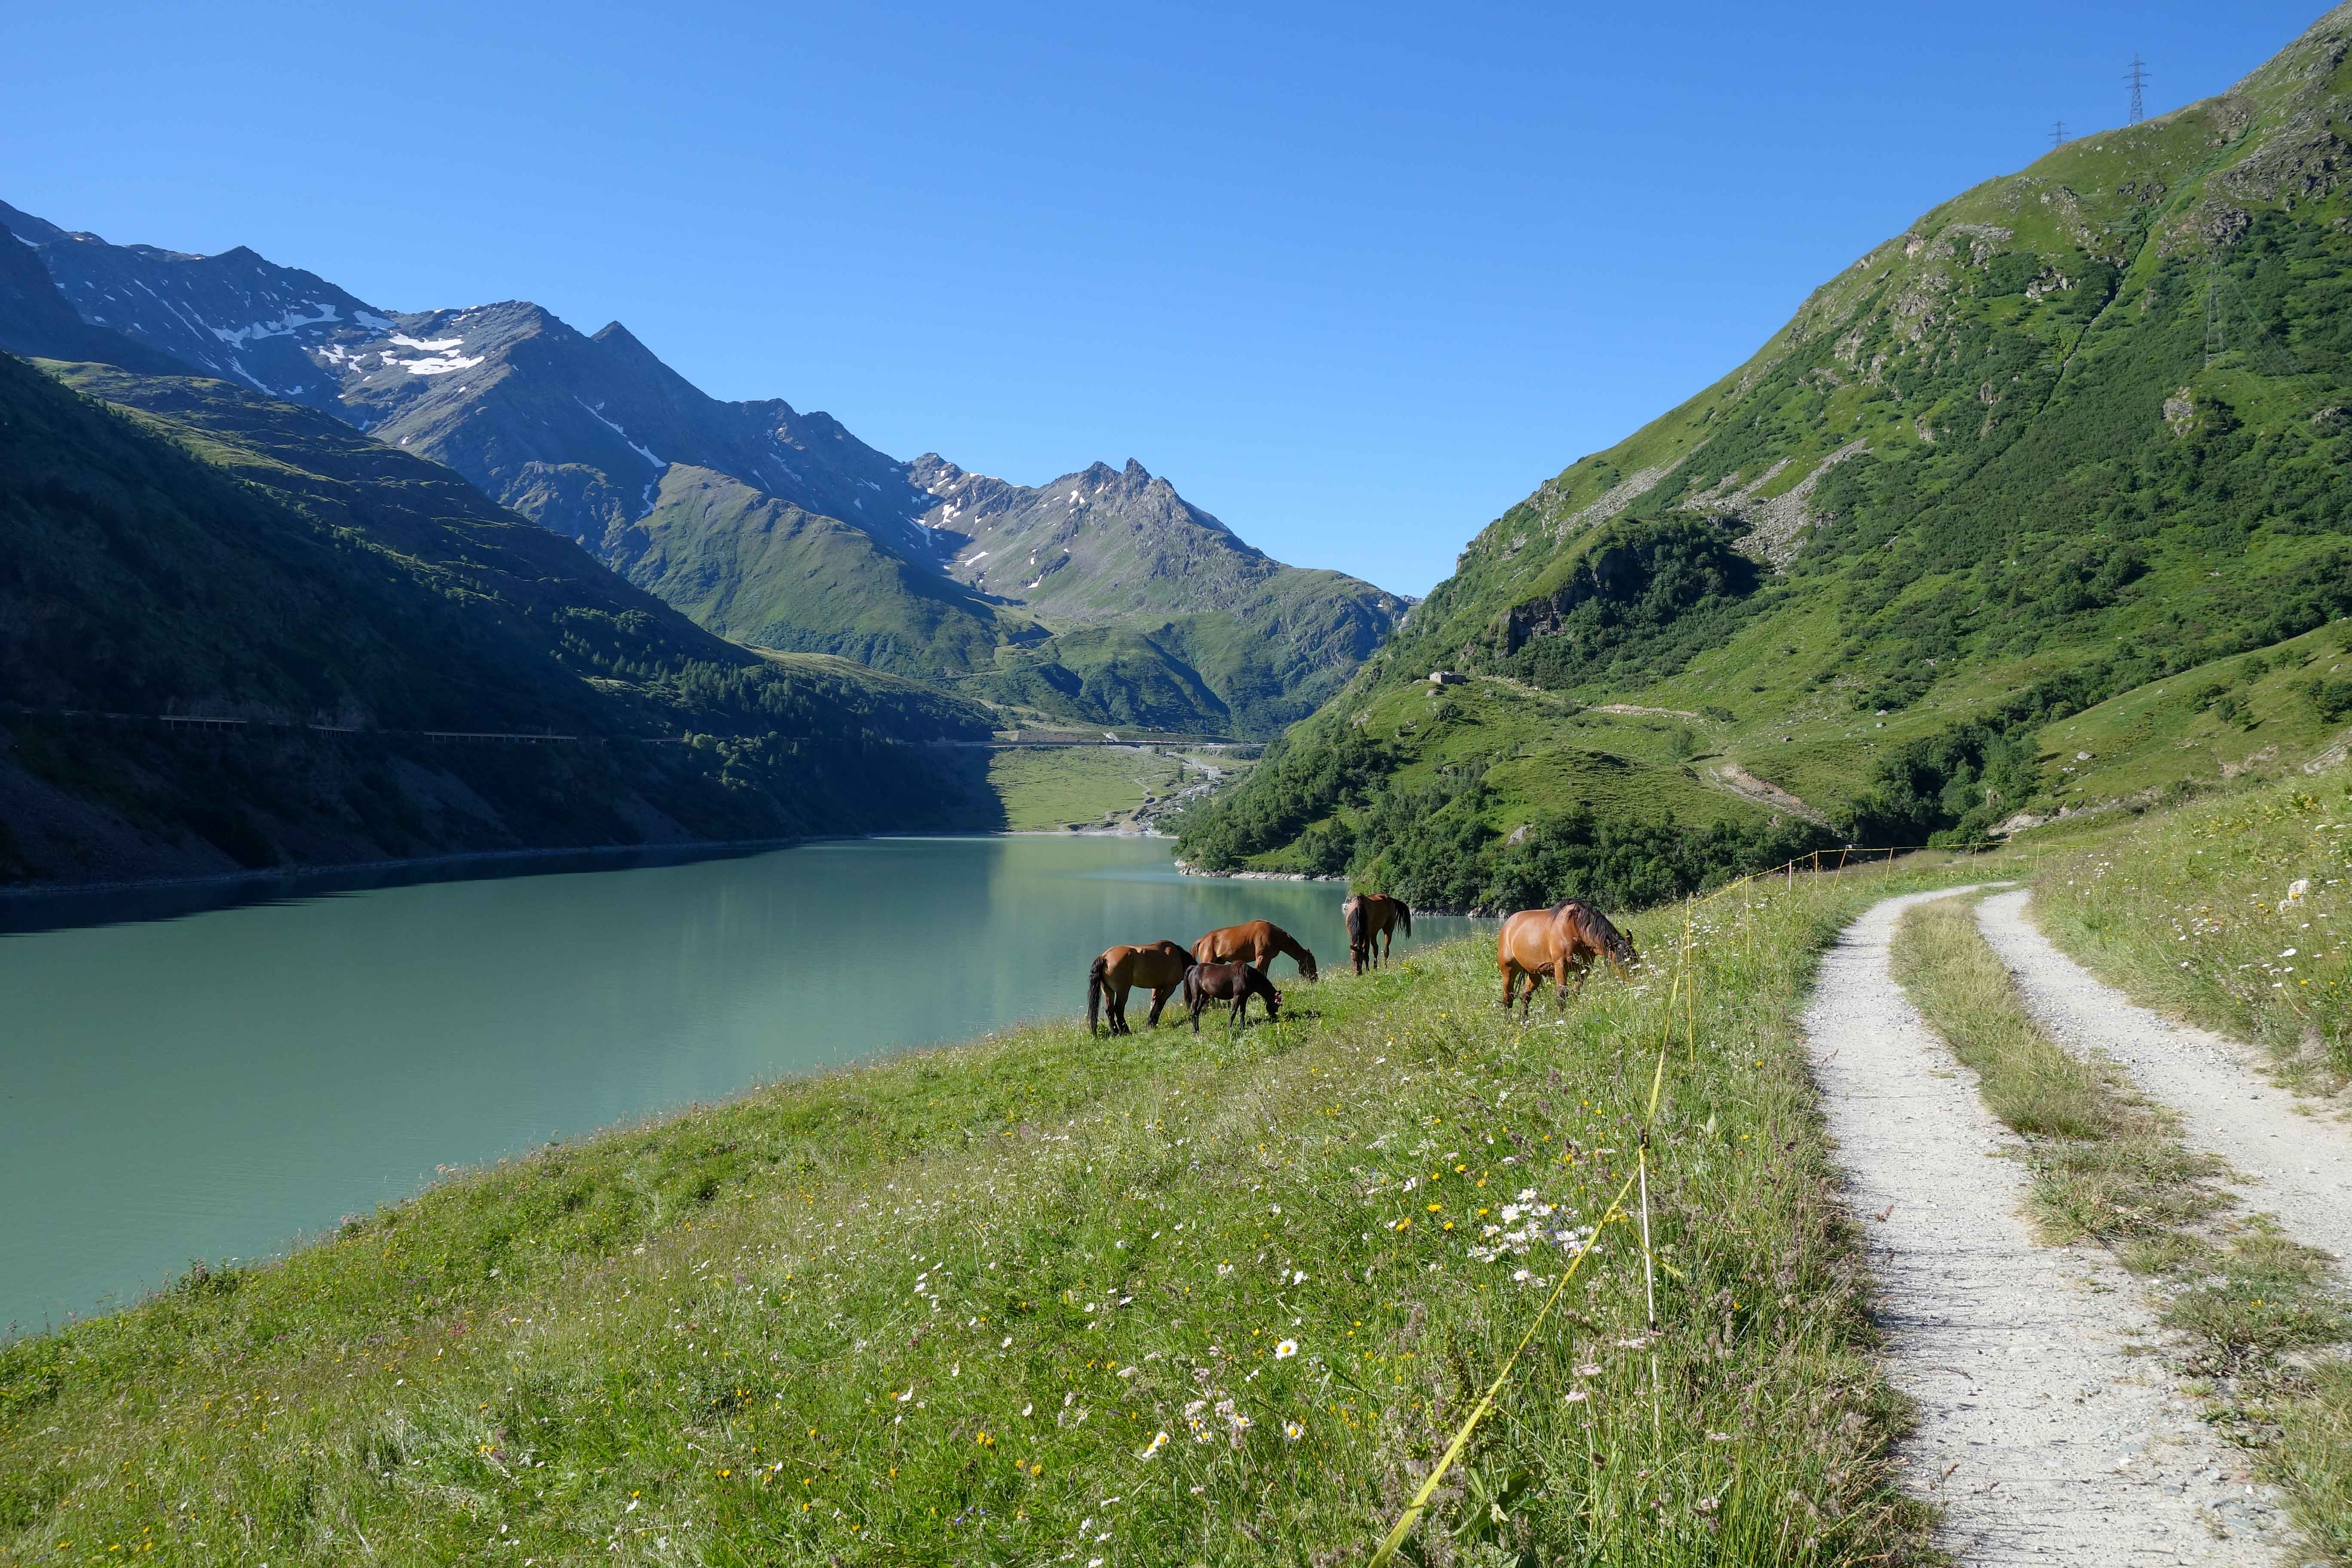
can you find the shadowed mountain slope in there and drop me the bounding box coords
[0,346,996,884]
[0,222,191,374]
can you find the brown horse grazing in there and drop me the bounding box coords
[1182,961,1283,1031]
[1496,900,1640,1015]
[1193,920,1318,981]
[1342,893,1412,974]
[1087,940,1192,1036]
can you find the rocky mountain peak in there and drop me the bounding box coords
[5,195,1404,739]
[907,453,967,494]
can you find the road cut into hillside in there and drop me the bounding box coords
[1804,889,2290,1566]
[1976,888,2352,1271]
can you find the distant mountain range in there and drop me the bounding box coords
[0,200,1403,736]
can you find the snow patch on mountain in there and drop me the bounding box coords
[377,332,484,375]
[576,398,664,471]
[209,302,342,348]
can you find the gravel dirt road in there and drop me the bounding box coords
[1805,888,2290,1565]
[1977,888,2352,1271]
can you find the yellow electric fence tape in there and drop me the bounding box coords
[1363,1165,1640,1568]
[1362,843,1976,1563]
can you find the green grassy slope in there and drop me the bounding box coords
[975,625,1229,732]
[619,465,1020,679]
[622,466,1390,739]
[0,864,1987,1567]
[1178,2,2352,907]
[4,203,1407,744]
[0,356,999,883]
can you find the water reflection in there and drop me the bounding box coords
[0,836,1476,1332]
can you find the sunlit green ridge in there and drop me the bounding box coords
[1178,3,2352,907]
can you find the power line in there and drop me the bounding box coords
[2050,119,2067,151]
[2126,54,2149,123]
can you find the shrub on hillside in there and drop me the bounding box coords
[1494,515,1764,694]
[2298,676,2352,724]
[1341,765,1829,914]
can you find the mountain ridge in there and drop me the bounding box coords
[1175,1,2352,907]
[3,202,1403,735]
[0,312,1000,883]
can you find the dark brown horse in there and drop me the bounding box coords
[1182,961,1283,1031]
[1342,893,1412,974]
[1193,919,1317,981]
[1087,940,1192,1036]
[1496,900,1639,1015]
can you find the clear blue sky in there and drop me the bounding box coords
[1,0,2330,595]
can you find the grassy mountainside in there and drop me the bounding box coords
[0,353,998,884]
[0,859,1996,1567]
[616,464,1026,677]
[1179,3,2352,906]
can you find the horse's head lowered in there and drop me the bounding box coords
[1561,900,1638,968]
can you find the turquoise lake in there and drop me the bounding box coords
[0,836,1475,1334]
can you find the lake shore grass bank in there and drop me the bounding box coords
[0,855,1997,1566]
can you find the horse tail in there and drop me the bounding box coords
[1344,897,1366,948]
[1397,900,1412,937]
[1087,955,1108,1035]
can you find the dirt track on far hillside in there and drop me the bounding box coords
[1804,890,2290,1565]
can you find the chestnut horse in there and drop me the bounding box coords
[1342,893,1412,974]
[1496,900,1639,1015]
[1182,961,1283,1031]
[1087,940,1192,1036]
[1193,920,1317,981]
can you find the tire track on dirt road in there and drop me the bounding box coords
[1976,888,2352,1271]
[1805,888,2287,1565]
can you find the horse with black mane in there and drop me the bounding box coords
[1087,940,1192,1036]
[1496,900,1638,1015]
[1341,892,1411,974]
[1192,920,1317,981]
[1182,961,1282,1031]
